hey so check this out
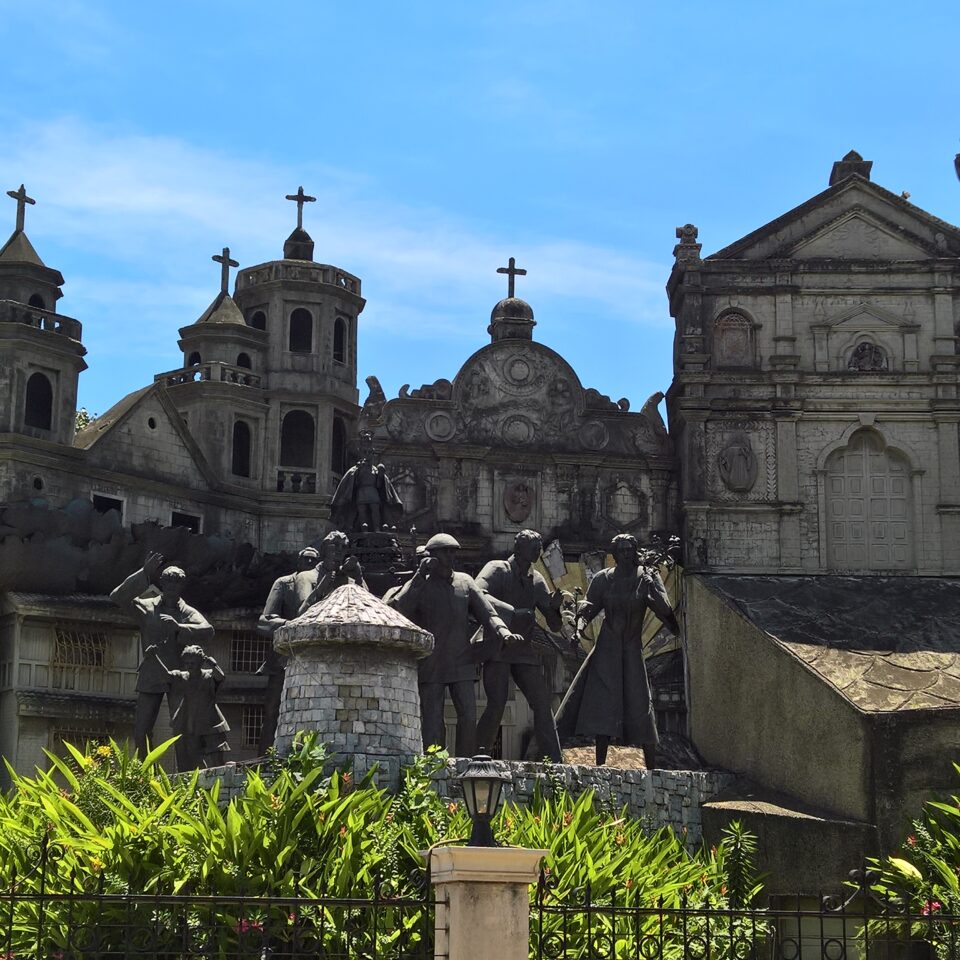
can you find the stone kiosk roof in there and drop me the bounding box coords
[702,576,960,712]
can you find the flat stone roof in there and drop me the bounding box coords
[701,575,960,712]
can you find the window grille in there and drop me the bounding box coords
[241,704,264,749]
[50,724,112,754]
[53,626,107,668]
[230,631,271,673]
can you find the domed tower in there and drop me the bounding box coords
[232,188,364,496]
[488,256,536,341]
[0,185,86,446]
[158,248,268,486]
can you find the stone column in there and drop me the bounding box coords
[428,846,546,960]
[274,583,433,785]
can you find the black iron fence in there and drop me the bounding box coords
[533,870,956,960]
[0,869,433,960]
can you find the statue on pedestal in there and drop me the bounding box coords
[330,431,403,532]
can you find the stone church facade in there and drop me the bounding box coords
[1,153,960,885]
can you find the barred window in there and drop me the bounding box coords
[230,631,271,673]
[50,724,111,754]
[53,626,107,667]
[241,704,264,749]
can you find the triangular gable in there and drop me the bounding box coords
[0,230,45,266]
[80,383,218,489]
[815,301,919,330]
[709,176,960,262]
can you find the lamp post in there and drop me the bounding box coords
[458,753,511,847]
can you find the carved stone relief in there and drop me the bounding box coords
[848,341,889,371]
[717,436,758,492]
[503,479,535,524]
[714,313,754,368]
[706,420,775,501]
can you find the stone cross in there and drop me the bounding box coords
[285,186,316,230]
[212,247,239,295]
[6,184,35,233]
[496,257,527,299]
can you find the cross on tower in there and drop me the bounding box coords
[6,184,35,233]
[212,247,239,295]
[496,257,527,298]
[285,186,316,230]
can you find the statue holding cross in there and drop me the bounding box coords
[6,185,35,233]
[212,247,239,295]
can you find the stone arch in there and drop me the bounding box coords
[712,310,757,369]
[280,410,315,468]
[331,414,347,475]
[248,310,266,331]
[288,308,313,353]
[28,294,45,310]
[821,427,914,571]
[236,352,252,369]
[24,372,53,430]
[333,316,347,364]
[232,420,252,477]
[187,351,202,366]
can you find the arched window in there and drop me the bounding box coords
[236,352,251,369]
[280,410,315,467]
[333,317,347,364]
[232,420,252,477]
[825,429,911,571]
[331,416,347,475]
[713,312,755,368]
[28,294,45,309]
[24,372,53,430]
[288,308,313,353]
[248,310,266,330]
[187,351,202,366]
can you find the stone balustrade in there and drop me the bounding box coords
[154,361,262,388]
[276,469,318,493]
[236,261,362,296]
[0,300,82,340]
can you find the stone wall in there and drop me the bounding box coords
[197,757,733,849]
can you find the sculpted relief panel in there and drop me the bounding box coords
[706,420,775,502]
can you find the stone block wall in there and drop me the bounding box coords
[197,756,732,849]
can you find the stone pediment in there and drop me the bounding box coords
[814,301,918,330]
[375,339,670,458]
[788,211,933,261]
[708,178,960,261]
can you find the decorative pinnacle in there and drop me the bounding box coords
[212,247,239,295]
[6,184,35,233]
[285,186,316,230]
[496,256,527,299]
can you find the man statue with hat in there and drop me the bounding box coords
[388,533,522,756]
[257,534,365,752]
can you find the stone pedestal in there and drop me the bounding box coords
[427,846,547,960]
[273,583,433,763]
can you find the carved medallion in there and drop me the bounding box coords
[502,414,536,446]
[579,420,609,451]
[718,435,758,493]
[503,479,535,523]
[848,341,888,371]
[425,411,455,442]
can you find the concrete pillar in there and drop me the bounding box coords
[428,846,546,960]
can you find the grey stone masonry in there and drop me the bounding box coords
[198,756,733,850]
[273,583,433,756]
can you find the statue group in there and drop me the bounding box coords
[111,444,678,772]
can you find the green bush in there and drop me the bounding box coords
[0,737,764,958]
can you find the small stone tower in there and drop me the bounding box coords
[0,185,86,446]
[274,583,433,784]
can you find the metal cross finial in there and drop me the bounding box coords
[285,186,316,230]
[496,257,527,299]
[6,184,35,233]
[212,247,239,295]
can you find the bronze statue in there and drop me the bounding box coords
[256,545,322,754]
[147,643,229,770]
[474,529,565,762]
[257,535,365,753]
[329,431,403,531]
[110,552,214,757]
[555,533,679,768]
[388,532,522,757]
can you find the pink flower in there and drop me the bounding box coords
[235,919,263,934]
[921,901,942,916]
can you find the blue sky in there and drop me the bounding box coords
[1,1,958,417]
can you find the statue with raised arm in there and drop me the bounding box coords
[474,529,565,762]
[110,551,214,757]
[388,533,522,757]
